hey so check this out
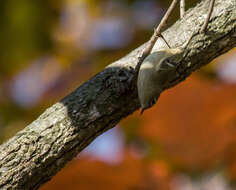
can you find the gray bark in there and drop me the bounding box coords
[0,0,236,189]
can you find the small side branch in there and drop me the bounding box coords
[200,0,215,33]
[180,0,185,19]
[133,0,179,80]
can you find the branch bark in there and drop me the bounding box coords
[0,0,235,189]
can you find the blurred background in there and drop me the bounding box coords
[0,0,236,189]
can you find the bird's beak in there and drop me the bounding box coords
[140,108,145,115]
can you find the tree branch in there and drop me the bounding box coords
[0,0,235,189]
[133,0,179,80]
[200,0,216,33]
[180,0,185,19]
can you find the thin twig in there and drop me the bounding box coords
[160,34,171,49]
[180,0,185,19]
[200,0,215,33]
[132,0,179,81]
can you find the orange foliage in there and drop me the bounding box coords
[41,153,144,190]
[41,153,172,190]
[140,75,236,171]
[40,153,171,190]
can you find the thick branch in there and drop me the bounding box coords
[0,0,235,189]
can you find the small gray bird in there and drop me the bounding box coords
[137,48,182,114]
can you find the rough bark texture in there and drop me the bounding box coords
[0,0,235,189]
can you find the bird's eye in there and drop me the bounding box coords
[151,99,156,105]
